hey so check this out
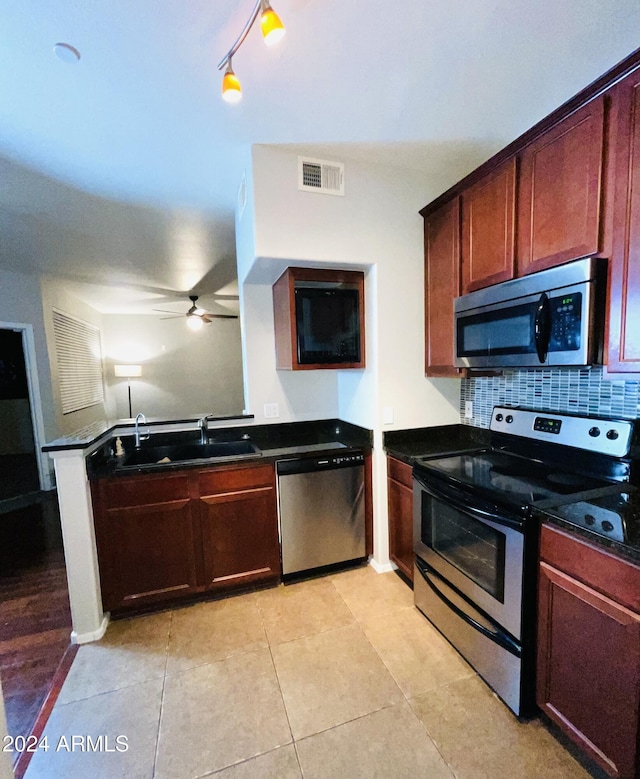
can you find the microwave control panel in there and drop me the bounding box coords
[548,292,582,352]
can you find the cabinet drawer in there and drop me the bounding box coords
[197,463,275,495]
[540,524,640,613]
[99,471,190,508]
[387,456,413,489]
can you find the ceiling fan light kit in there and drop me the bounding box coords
[154,294,239,327]
[218,0,286,103]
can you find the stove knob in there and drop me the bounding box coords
[601,520,614,533]
[495,413,503,422]
[584,513,596,526]
[588,427,601,438]
[505,415,513,424]
[606,429,619,440]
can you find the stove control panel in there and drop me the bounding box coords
[490,407,633,457]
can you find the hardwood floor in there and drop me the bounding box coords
[0,493,72,773]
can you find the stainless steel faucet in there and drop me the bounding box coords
[134,412,149,448]
[198,415,210,445]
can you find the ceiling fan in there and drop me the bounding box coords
[154,295,238,329]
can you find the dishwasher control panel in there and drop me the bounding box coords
[317,454,365,467]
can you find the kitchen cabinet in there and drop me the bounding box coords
[424,198,461,376]
[92,471,200,612]
[461,158,516,293]
[272,266,365,370]
[537,524,640,779]
[607,68,640,374]
[387,456,414,583]
[197,463,280,592]
[92,462,280,613]
[517,97,605,276]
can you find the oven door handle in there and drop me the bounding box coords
[415,557,521,657]
[413,472,523,530]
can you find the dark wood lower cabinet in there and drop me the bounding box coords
[387,456,414,583]
[198,464,280,592]
[92,463,281,613]
[537,524,640,779]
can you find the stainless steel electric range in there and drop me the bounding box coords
[413,406,636,716]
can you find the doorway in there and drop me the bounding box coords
[0,329,40,502]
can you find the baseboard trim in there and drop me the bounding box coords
[71,613,109,645]
[369,559,396,574]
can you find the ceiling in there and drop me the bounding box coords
[0,1,638,314]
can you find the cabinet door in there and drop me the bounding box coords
[461,159,516,292]
[93,473,200,613]
[424,198,461,376]
[199,466,280,591]
[517,97,604,275]
[101,499,199,612]
[387,457,414,583]
[537,561,640,779]
[607,69,640,374]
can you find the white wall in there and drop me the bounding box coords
[248,145,460,431]
[101,313,245,419]
[239,145,462,565]
[40,277,109,436]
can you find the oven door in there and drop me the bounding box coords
[413,473,524,640]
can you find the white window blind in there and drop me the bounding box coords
[52,309,105,414]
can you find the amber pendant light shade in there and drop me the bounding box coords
[222,62,242,103]
[260,3,285,46]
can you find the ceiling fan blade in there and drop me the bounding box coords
[159,314,183,320]
[202,313,238,322]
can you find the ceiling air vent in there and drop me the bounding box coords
[298,157,344,196]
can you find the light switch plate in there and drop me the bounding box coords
[383,406,394,425]
[264,403,279,419]
[465,401,473,419]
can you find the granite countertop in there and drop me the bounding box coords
[383,423,490,465]
[42,413,255,451]
[85,418,373,479]
[534,486,640,565]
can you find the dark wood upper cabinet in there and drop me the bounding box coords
[273,267,365,370]
[424,198,460,377]
[607,68,640,374]
[537,524,640,779]
[517,97,605,275]
[461,158,516,293]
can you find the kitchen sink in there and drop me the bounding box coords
[119,440,261,467]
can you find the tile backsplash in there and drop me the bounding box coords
[461,366,640,428]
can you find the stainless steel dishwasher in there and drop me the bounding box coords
[277,451,366,578]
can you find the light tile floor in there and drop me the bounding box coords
[24,566,606,778]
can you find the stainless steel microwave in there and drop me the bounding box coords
[454,258,606,369]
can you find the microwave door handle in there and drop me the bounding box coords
[534,292,551,363]
[415,558,520,657]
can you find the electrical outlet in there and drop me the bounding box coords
[264,403,279,419]
[464,401,473,419]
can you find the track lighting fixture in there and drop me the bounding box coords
[218,0,285,102]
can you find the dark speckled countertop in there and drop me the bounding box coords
[534,486,640,565]
[86,418,372,479]
[383,423,490,465]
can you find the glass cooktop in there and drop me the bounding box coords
[415,449,618,514]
